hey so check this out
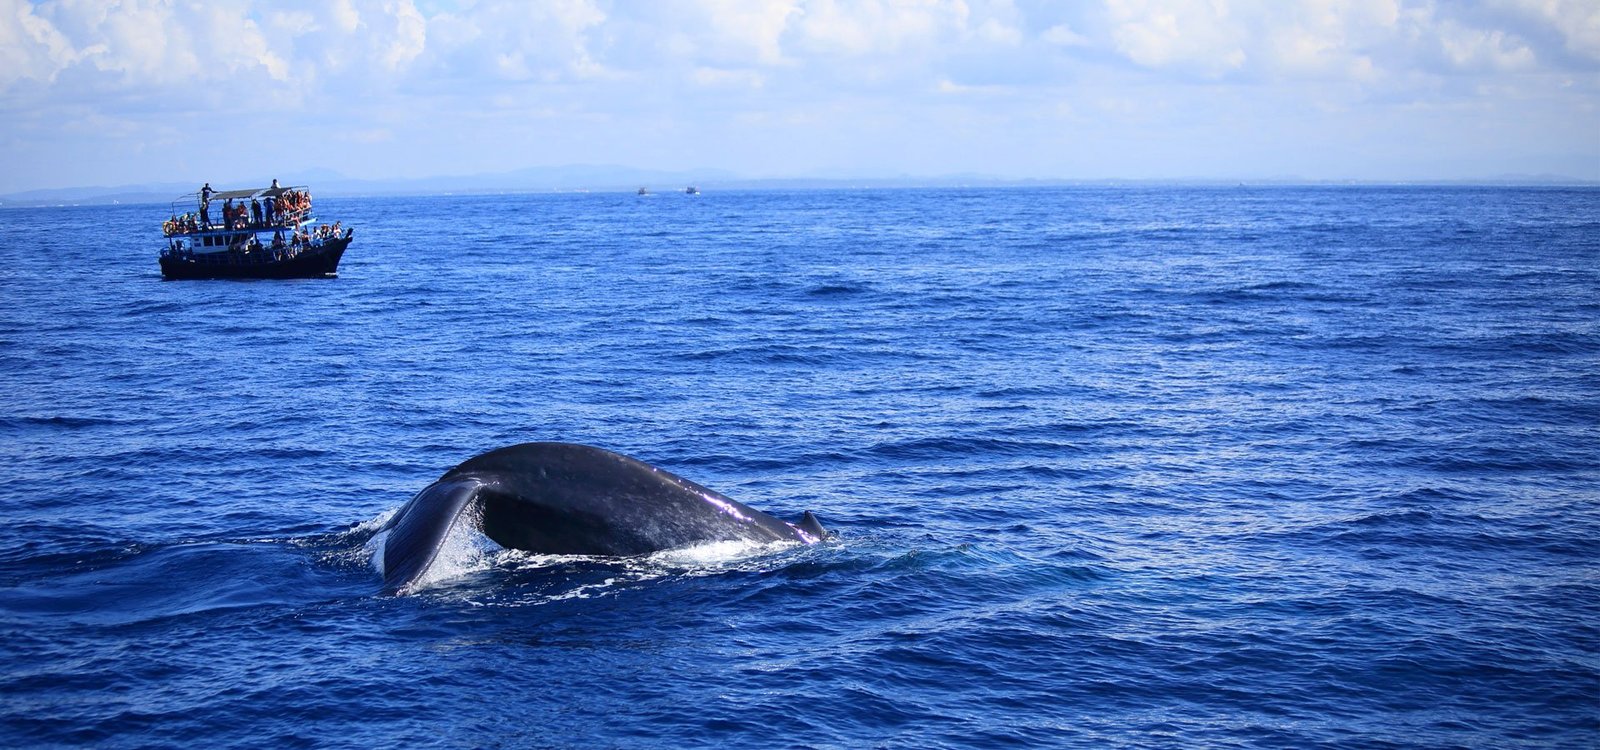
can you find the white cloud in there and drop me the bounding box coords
[417,0,606,81]
[331,0,361,34]
[1090,0,1593,83]
[793,0,970,57]
[685,0,801,66]
[0,0,1595,191]
[1041,23,1091,47]
[381,1,427,71]
[972,16,1022,46]
[1105,0,1249,76]
[1438,22,1537,71]
[1490,0,1600,61]
[0,1,289,89]
[0,0,77,88]
[692,66,767,88]
[5,0,1580,100]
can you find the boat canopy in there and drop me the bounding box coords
[164,184,316,237]
[200,185,303,201]
[169,184,309,216]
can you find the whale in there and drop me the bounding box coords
[376,442,829,594]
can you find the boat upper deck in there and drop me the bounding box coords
[163,184,316,237]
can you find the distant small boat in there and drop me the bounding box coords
[637,187,649,196]
[157,183,352,280]
[685,186,699,195]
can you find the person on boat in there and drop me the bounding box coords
[251,198,263,227]
[199,183,213,227]
[271,178,280,190]
[263,195,275,225]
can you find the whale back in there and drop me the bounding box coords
[457,442,805,554]
[380,442,823,594]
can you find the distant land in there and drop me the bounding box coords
[2,165,1594,207]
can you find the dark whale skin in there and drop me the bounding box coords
[378,442,827,594]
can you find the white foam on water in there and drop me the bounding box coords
[360,506,818,597]
[544,577,624,602]
[353,508,397,535]
[358,509,402,575]
[407,527,500,592]
[644,539,789,569]
[365,529,389,576]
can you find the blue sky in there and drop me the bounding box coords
[1,0,1596,192]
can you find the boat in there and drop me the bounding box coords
[685,186,699,195]
[637,187,650,196]
[158,184,353,280]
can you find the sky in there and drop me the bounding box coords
[1,0,1597,193]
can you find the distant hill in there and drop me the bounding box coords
[0,182,202,207]
[3,167,1594,207]
[0,165,747,207]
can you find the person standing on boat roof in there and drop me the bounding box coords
[271,178,280,190]
[199,182,213,227]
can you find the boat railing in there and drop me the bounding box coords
[163,186,316,236]
[162,208,316,237]
[163,227,351,264]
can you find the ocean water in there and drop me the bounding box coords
[0,186,1596,749]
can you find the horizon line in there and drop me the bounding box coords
[4,172,1598,207]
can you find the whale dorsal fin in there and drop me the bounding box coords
[797,510,829,541]
[380,477,483,595]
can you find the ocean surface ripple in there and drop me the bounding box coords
[1,186,1596,748]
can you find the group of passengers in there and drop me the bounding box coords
[268,221,343,257]
[272,189,311,224]
[162,239,192,259]
[219,190,310,230]
[162,213,202,236]
[182,182,313,234]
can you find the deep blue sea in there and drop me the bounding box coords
[1,186,1596,749]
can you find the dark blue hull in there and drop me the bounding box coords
[159,233,352,280]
